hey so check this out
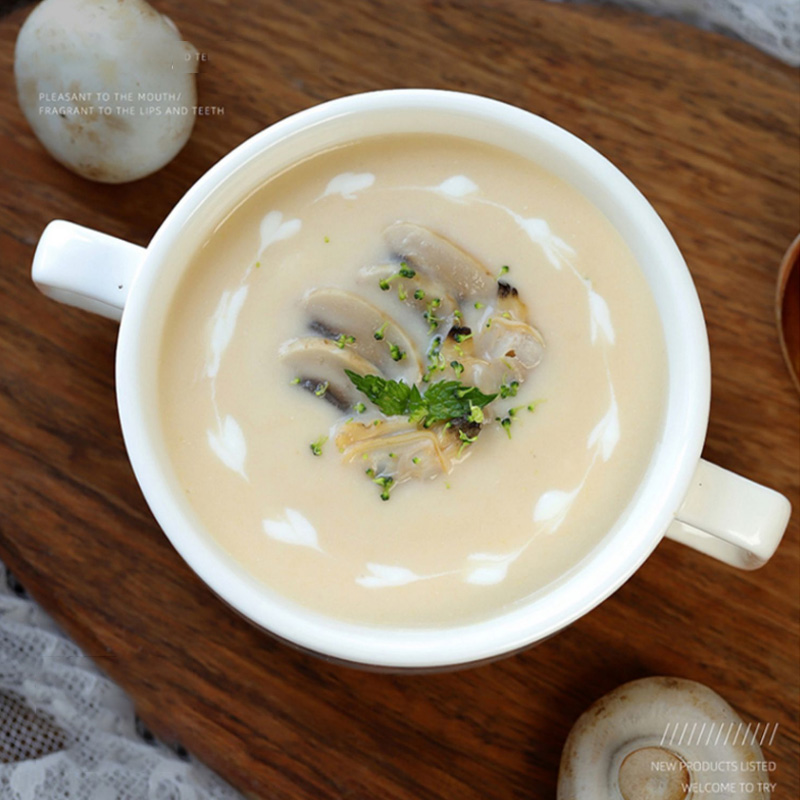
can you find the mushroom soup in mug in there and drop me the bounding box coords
[158,133,668,628]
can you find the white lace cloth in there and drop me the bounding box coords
[0,564,242,800]
[4,2,796,798]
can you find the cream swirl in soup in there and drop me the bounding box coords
[158,134,668,627]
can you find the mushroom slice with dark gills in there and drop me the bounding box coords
[279,337,381,411]
[383,222,494,301]
[301,288,423,384]
[335,417,465,492]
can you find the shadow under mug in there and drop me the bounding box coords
[30,90,791,670]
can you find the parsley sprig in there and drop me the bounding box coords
[344,370,497,428]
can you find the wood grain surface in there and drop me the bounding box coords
[1,1,798,797]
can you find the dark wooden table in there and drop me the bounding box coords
[1,2,798,797]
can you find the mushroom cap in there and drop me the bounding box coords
[558,677,770,800]
[14,0,197,183]
[279,337,382,411]
[301,287,423,384]
[383,222,494,301]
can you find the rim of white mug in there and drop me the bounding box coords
[116,89,710,668]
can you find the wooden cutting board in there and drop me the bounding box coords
[0,1,797,797]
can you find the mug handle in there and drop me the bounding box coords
[32,220,145,321]
[666,459,791,569]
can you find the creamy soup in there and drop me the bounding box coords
[159,134,668,628]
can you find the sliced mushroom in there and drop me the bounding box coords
[558,677,771,800]
[383,222,494,301]
[359,263,459,331]
[279,338,380,411]
[336,417,463,486]
[301,288,423,384]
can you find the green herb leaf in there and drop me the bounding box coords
[345,371,497,427]
[421,381,496,425]
[344,370,412,417]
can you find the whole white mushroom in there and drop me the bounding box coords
[558,677,772,800]
[15,0,198,183]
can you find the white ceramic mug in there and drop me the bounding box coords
[31,90,791,670]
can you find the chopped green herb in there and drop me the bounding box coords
[323,236,330,243]
[474,301,485,309]
[314,381,329,398]
[414,288,425,300]
[389,343,406,362]
[354,402,366,413]
[310,436,327,456]
[423,336,446,381]
[379,264,416,292]
[486,318,493,329]
[423,298,443,333]
[255,261,261,268]
[290,377,301,385]
[398,263,416,279]
[498,265,510,277]
[372,474,394,501]
[457,428,479,457]
[412,456,420,464]
[502,311,512,319]
[467,402,485,424]
[499,379,520,399]
[335,333,356,349]
[397,284,407,301]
